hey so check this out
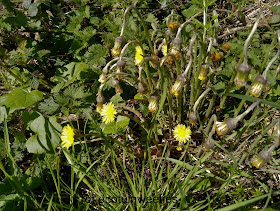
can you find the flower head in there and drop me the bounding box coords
[135,46,144,65]
[173,124,192,144]
[100,102,117,124]
[61,125,75,149]
[96,92,105,113]
[161,44,168,56]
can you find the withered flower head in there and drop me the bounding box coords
[222,42,230,52]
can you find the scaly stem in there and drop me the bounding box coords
[235,101,260,122]
[243,14,263,64]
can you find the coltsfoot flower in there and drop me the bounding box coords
[215,118,238,136]
[111,36,125,57]
[61,125,75,149]
[100,102,117,124]
[116,60,126,79]
[234,62,251,87]
[135,46,144,65]
[252,150,272,169]
[171,74,186,97]
[198,64,209,81]
[250,75,265,97]
[202,138,215,151]
[173,124,192,144]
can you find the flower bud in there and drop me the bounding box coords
[99,73,107,84]
[112,78,123,95]
[189,112,197,126]
[198,64,209,81]
[171,74,186,97]
[215,118,238,136]
[116,60,126,79]
[263,79,272,93]
[149,55,159,68]
[170,38,182,59]
[202,138,215,151]
[111,36,125,57]
[249,75,265,97]
[161,39,168,56]
[252,150,272,169]
[234,62,252,87]
[137,81,148,95]
[96,92,106,113]
[148,95,160,113]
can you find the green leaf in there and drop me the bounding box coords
[85,44,107,68]
[228,93,280,109]
[26,115,62,154]
[28,3,38,17]
[182,5,201,19]
[39,97,60,115]
[116,116,130,132]
[0,88,43,113]
[101,122,117,134]
[268,14,280,24]
[269,5,280,14]
[110,94,124,105]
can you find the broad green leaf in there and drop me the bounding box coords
[0,88,43,113]
[26,115,62,154]
[116,116,130,132]
[100,122,117,134]
[182,5,201,19]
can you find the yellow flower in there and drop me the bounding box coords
[135,46,144,65]
[100,102,117,124]
[173,124,191,144]
[61,125,75,149]
[161,44,168,56]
